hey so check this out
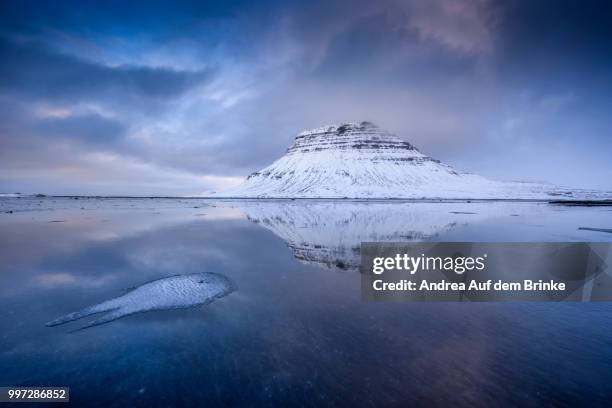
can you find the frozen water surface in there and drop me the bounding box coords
[1,197,612,407]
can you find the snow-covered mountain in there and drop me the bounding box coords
[221,122,604,199]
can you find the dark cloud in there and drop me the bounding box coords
[0,0,245,35]
[313,12,479,83]
[495,1,612,72]
[0,38,214,103]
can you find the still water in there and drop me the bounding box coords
[1,197,611,407]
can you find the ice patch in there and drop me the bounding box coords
[46,272,236,330]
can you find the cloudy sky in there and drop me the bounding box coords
[0,0,610,195]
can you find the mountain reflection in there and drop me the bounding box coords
[237,201,535,271]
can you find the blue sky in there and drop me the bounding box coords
[0,0,611,195]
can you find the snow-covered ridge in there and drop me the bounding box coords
[221,122,609,199]
[290,121,417,153]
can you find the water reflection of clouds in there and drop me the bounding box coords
[33,272,118,289]
[0,200,240,270]
[1,207,267,299]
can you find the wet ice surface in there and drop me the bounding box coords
[1,197,612,407]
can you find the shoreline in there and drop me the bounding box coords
[2,195,612,205]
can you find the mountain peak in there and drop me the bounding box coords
[288,121,417,155]
[297,121,377,137]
